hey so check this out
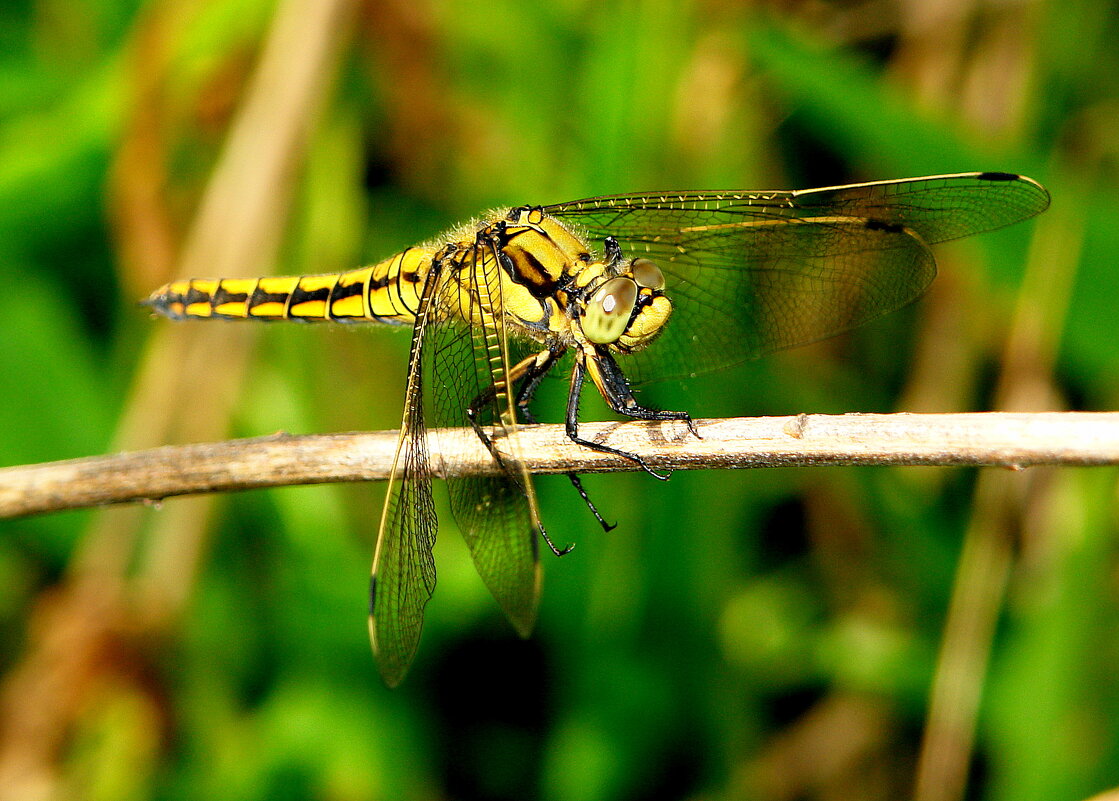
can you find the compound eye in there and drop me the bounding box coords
[632,258,664,290]
[583,278,638,344]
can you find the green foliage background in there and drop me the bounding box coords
[1,1,1118,799]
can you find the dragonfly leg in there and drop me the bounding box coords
[466,346,612,542]
[603,236,624,270]
[564,473,617,532]
[567,350,694,481]
[462,348,579,555]
[536,519,575,557]
[593,348,699,437]
[463,349,542,462]
[513,349,618,534]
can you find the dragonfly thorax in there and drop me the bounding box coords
[494,207,673,353]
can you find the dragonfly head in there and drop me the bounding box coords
[579,257,672,353]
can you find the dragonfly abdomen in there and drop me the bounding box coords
[143,247,433,324]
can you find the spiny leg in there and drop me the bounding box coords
[465,347,596,554]
[512,348,617,534]
[566,348,697,481]
[565,473,617,533]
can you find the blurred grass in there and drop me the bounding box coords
[1,0,1118,800]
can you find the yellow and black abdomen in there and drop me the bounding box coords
[144,247,433,325]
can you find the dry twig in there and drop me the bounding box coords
[3,411,1118,520]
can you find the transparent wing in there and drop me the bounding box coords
[427,243,541,638]
[368,270,441,688]
[546,172,1050,383]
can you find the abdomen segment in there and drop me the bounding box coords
[143,248,432,324]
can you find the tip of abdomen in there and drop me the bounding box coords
[140,284,188,319]
[141,278,257,320]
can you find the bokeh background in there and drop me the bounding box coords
[1,0,1118,799]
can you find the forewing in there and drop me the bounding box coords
[427,245,541,637]
[547,172,1049,382]
[368,271,440,687]
[784,172,1050,244]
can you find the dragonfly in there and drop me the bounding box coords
[145,171,1050,685]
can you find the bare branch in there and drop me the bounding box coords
[3,412,1118,520]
